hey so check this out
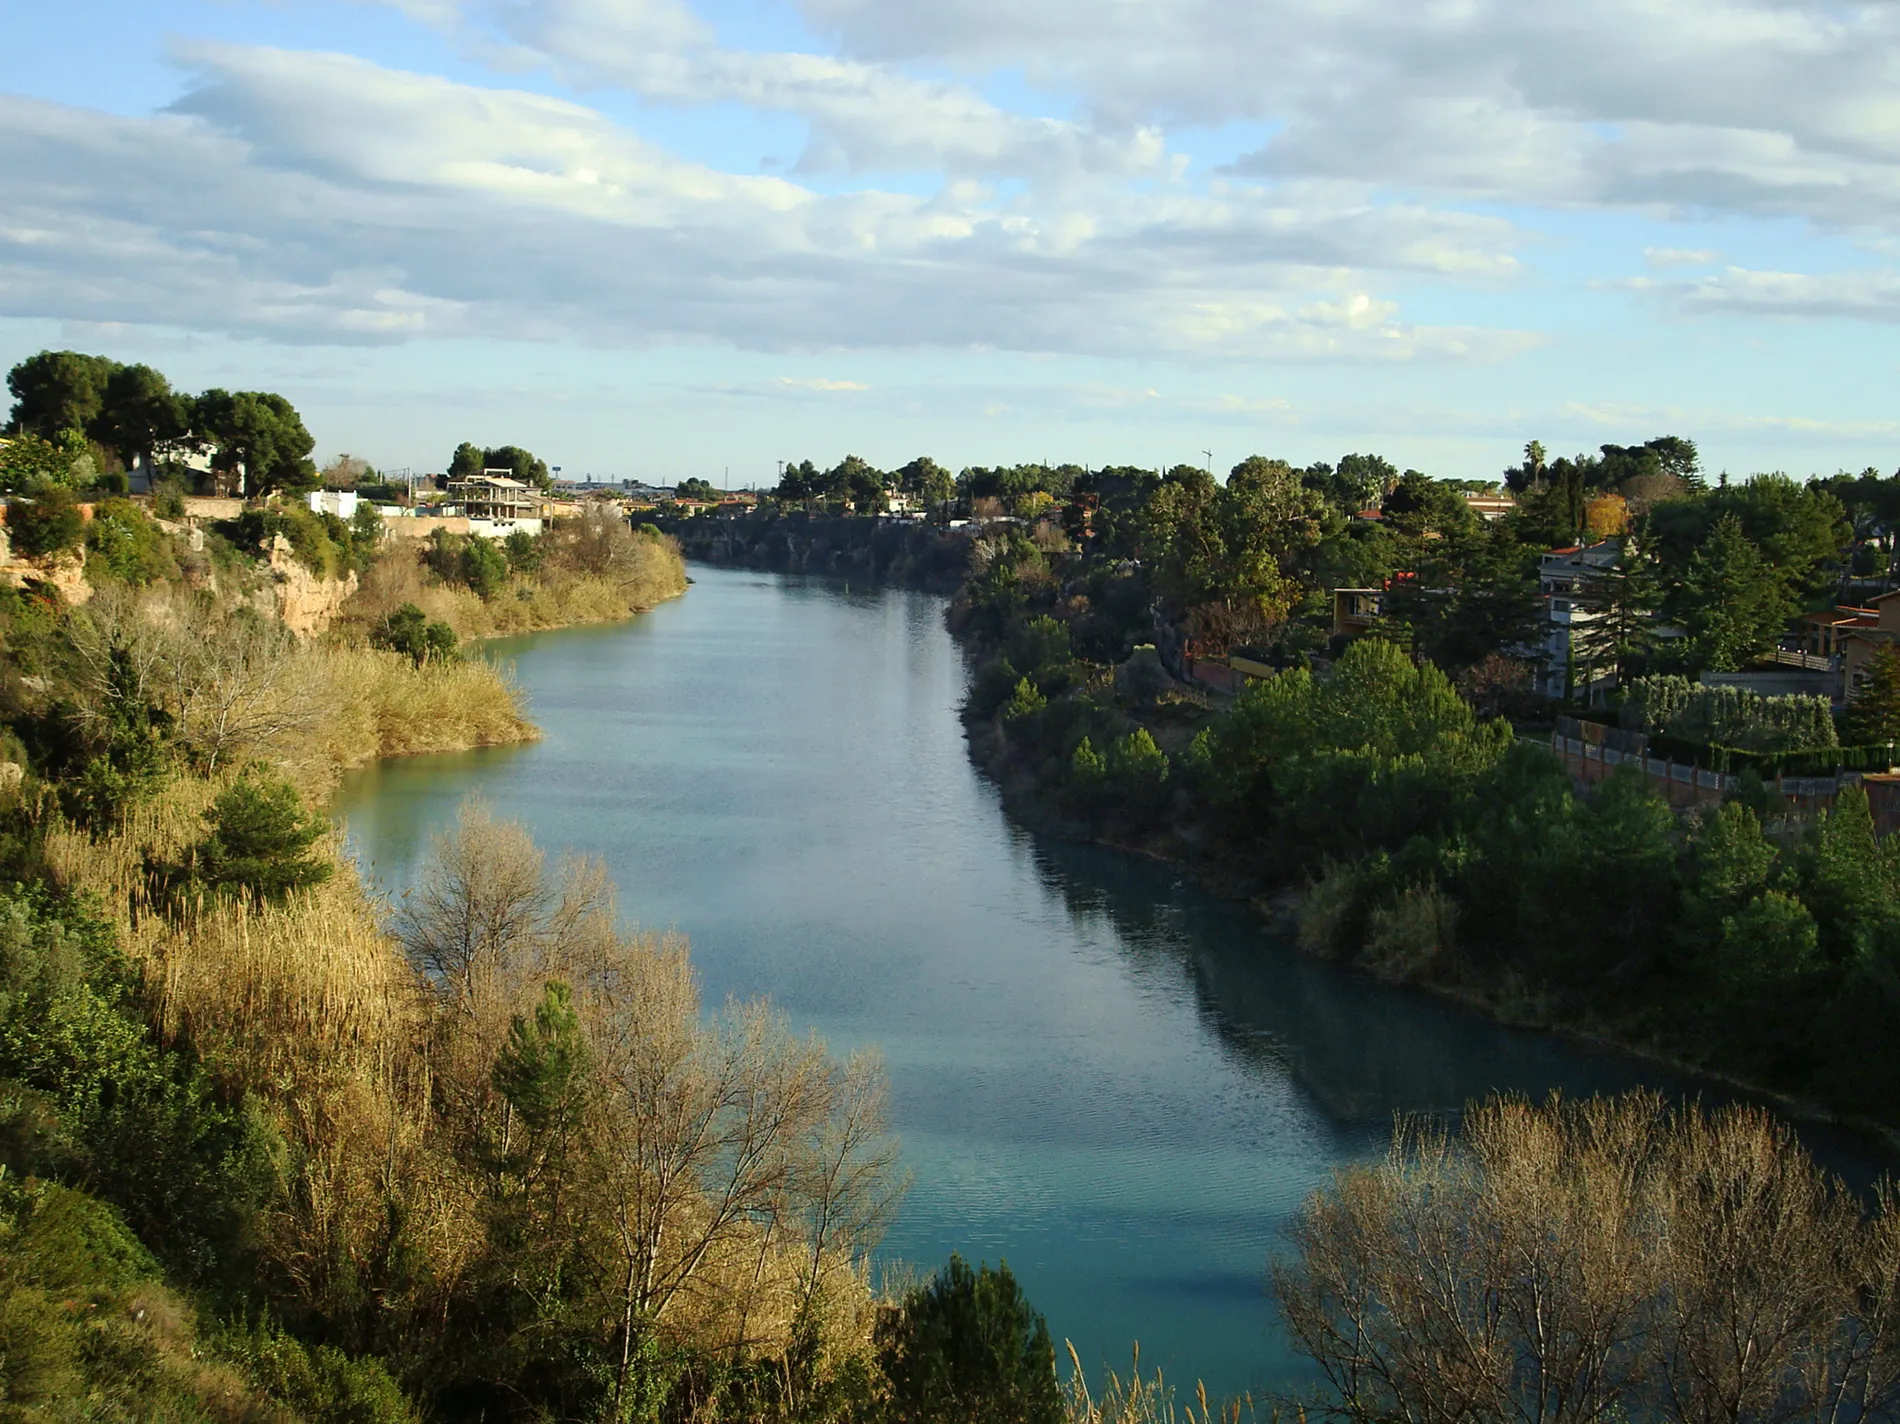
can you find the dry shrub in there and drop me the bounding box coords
[43,778,895,1405]
[343,518,685,644]
[397,800,903,1396]
[294,646,534,775]
[54,584,535,796]
[1359,885,1456,982]
[1274,1092,1900,1423]
[42,788,476,1326]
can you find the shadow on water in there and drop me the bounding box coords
[1022,838,1900,1191]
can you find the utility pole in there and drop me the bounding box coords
[1203,448,1215,481]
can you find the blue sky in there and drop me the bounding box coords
[3,0,1898,485]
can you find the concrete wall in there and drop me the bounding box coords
[384,516,472,540]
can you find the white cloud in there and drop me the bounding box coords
[787,0,1900,230]
[384,0,1167,183]
[776,376,868,391]
[0,46,1532,361]
[1641,266,1900,322]
[1644,247,1721,268]
[1566,399,1900,441]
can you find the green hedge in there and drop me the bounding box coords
[1640,730,1898,776]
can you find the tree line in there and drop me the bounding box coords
[3,349,319,496]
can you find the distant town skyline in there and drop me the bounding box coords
[4,0,1899,485]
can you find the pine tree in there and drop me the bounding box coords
[1849,642,1900,745]
[196,773,333,903]
[1671,515,1789,673]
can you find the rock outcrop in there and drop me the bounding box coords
[266,534,358,637]
[0,544,94,606]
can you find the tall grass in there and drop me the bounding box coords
[1064,1344,1276,1424]
[302,645,535,770]
[345,529,687,644]
[43,781,476,1330]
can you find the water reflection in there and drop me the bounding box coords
[333,564,1895,1401]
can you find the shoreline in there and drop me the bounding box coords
[970,716,1900,1160]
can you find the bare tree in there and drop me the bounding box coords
[392,796,907,1408]
[163,596,318,773]
[1274,1094,1900,1424]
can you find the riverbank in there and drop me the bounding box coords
[960,641,1900,1154]
[342,519,689,645]
[660,508,970,592]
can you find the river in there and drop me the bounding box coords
[332,563,1890,1403]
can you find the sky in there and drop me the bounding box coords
[2,0,1899,486]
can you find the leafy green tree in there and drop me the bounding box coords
[1002,677,1046,723]
[674,477,720,501]
[1715,891,1820,1006]
[449,441,485,480]
[1145,457,1321,653]
[0,889,271,1274]
[1380,470,1477,539]
[1669,515,1789,673]
[195,773,334,904]
[0,432,85,492]
[1682,802,1775,933]
[775,458,820,503]
[482,444,551,489]
[876,1255,1062,1424]
[1802,784,1897,964]
[1569,543,1665,687]
[1646,475,1847,604]
[194,389,316,495]
[349,499,383,547]
[1331,452,1399,511]
[1070,736,1106,782]
[503,527,542,574]
[95,364,189,472]
[5,351,117,439]
[1108,728,1169,790]
[8,482,84,557]
[1849,643,1900,744]
[897,456,956,507]
[1395,523,1542,675]
[371,603,457,666]
[461,535,509,600]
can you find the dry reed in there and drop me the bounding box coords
[343,529,686,644]
[1064,1343,1270,1424]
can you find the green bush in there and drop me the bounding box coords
[1108,728,1169,790]
[503,527,543,574]
[876,1254,1062,1424]
[226,502,369,580]
[0,432,84,492]
[7,482,85,557]
[85,497,178,585]
[461,534,508,600]
[371,603,458,666]
[1623,674,1837,752]
[1070,735,1106,783]
[1002,677,1047,724]
[193,772,334,905]
[220,1318,422,1424]
[966,658,1024,723]
[0,888,274,1276]
[151,480,187,520]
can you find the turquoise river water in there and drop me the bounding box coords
[331,563,1891,1403]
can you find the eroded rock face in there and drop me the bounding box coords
[0,547,94,606]
[266,533,358,637]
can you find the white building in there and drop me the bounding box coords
[1539,540,1623,701]
[307,489,360,520]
